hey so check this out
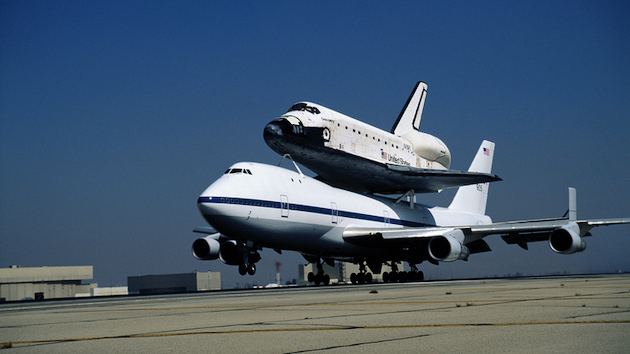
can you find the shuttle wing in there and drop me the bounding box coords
[382,164,501,193]
[317,162,500,194]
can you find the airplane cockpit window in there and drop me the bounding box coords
[224,168,253,175]
[287,103,320,114]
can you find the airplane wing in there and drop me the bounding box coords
[343,217,630,254]
[193,227,217,234]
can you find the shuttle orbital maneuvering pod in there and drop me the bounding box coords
[191,81,630,285]
[263,81,501,194]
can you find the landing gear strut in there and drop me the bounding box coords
[238,247,260,276]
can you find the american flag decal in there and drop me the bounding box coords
[381,151,387,159]
[483,147,490,156]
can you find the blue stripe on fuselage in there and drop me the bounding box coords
[197,196,426,227]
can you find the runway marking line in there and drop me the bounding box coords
[59,295,630,313]
[3,320,629,347]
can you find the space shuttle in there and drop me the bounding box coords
[264,82,501,194]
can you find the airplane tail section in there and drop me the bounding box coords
[391,81,428,136]
[448,140,495,215]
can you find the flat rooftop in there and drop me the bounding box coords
[0,266,93,283]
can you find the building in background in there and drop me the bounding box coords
[128,271,220,295]
[0,265,95,301]
[1,266,222,301]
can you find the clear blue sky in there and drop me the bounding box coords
[1,1,629,288]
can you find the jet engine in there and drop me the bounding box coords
[217,239,262,268]
[217,240,243,265]
[191,235,221,260]
[428,229,470,262]
[549,223,586,254]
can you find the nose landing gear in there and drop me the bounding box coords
[238,247,260,276]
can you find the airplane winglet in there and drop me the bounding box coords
[568,187,577,221]
[391,81,428,136]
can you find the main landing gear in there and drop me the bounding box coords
[349,263,372,284]
[307,260,330,286]
[382,263,424,283]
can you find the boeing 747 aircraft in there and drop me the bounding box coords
[264,82,501,194]
[192,141,630,284]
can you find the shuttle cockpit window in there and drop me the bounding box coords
[224,168,253,175]
[287,103,320,114]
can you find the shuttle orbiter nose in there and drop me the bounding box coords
[264,118,295,155]
[263,120,284,139]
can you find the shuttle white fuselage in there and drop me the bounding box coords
[264,82,500,194]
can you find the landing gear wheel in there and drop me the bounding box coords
[390,272,398,283]
[357,273,365,284]
[350,273,357,284]
[238,264,247,276]
[247,263,256,275]
[307,272,315,283]
[366,273,372,284]
[382,272,390,283]
[313,272,326,286]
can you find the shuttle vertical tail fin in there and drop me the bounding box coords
[391,81,428,136]
[448,140,495,215]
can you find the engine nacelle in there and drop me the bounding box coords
[549,222,586,254]
[218,239,244,265]
[402,131,451,169]
[191,235,221,260]
[428,229,470,262]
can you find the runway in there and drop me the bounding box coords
[1,274,629,353]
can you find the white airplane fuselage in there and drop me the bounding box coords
[197,162,491,262]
